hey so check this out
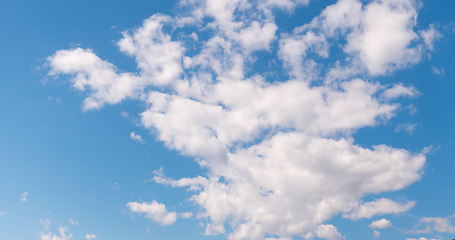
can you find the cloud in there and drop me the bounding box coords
[130,132,145,143]
[40,226,72,240]
[381,84,419,100]
[431,67,445,75]
[373,230,381,239]
[412,215,455,234]
[0,211,5,216]
[395,123,420,135]
[406,238,441,240]
[127,200,177,226]
[68,219,79,226]
[85,234,96,239]
[48,48,142,111]
[47,0,437,239]
[370,218,392,229]
[20,192,29,203]
[315,224,344,240]
[344,198,415,220]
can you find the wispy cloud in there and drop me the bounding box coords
[20,192,29,203]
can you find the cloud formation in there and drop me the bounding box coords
[48,0,437,239]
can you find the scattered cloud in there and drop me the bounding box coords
[344,198,415,220]
[381,84,419,100]
[370,218,392,229]
[85,234,96,239]
[40,219,52,230]
[406,238,441,240]
[395,123,420,135]
[431,67,445,75]
[373,230,381,239]
[127,200,177,226]
[130,132,145,143]
[40,226,72,240]
[20,192,29,203]
[48,96,62,103]
[179,212,193,219]
[412,215,455,234]
[48,0,437,238]
[68,219,79,226]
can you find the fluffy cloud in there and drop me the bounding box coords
[370,218,392,229]
[127,200,177,226]
[296,0,437,78]
[48,0,438,239]
[48,48,141,110]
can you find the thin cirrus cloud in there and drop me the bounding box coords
[47,0,439,239]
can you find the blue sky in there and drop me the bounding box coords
[0,0,454,240]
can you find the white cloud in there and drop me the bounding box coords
[413,215,455,234]
[130,132,145,143]
[40,226,72,240]
[344,198,415,220]
[85,234,96,239]
[370,218,392,229]
[381,84,419,100]
[48,48,141,111]
[127,200,177,226]
[118,14,184,86]
[299,0,436,78]
[315,224,344,240]
[345,0,421,75]
[20,192,29,203]
[47,0,437,239]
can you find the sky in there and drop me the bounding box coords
[0,0,454,240]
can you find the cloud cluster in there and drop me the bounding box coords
[40,226,72,240]
[48,0,438,239]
